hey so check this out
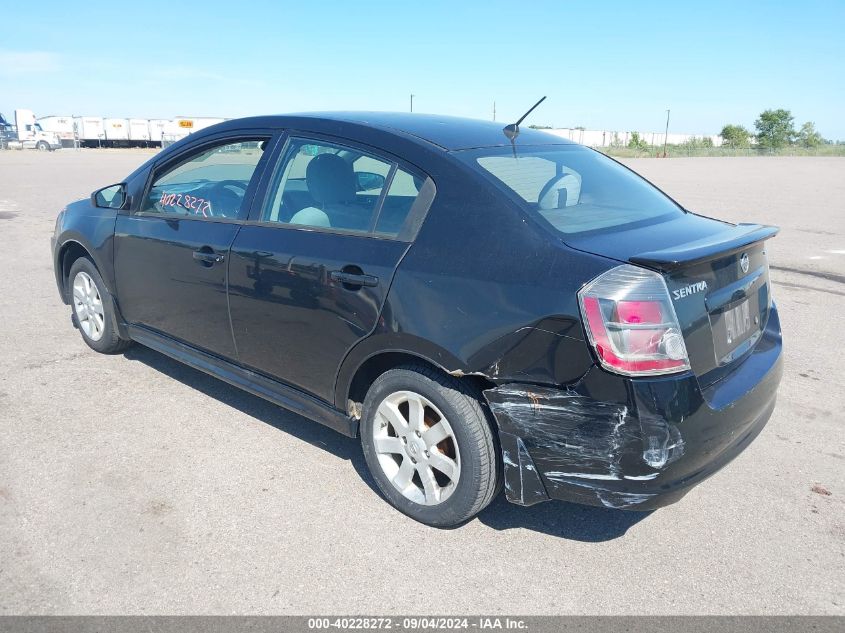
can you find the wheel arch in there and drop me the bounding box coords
[59,239,130,339]
[58,240,95,303]
[57,237,119,306]
[337,342,496,416]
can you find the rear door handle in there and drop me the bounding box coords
[330,271,379,287]
[193,250,225,264]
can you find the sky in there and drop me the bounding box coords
[1,0,844,138]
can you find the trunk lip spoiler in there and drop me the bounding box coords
[630,223,780,271]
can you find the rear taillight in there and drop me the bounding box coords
[578,265,690,377]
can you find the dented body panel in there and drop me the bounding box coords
[484,304,782,509]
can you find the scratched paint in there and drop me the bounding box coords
[484,383,686,508]
[497,431,549,506]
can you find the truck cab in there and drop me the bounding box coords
[1,109,62,151]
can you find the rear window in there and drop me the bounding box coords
[455,145,683,235]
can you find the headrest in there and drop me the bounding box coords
[306,153,356,205]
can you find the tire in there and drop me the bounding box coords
[360,365,499,527]
[67,257,132,354]
[36,141,50,152]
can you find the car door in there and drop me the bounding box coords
[227,135,435,403]
[114,133,276,359]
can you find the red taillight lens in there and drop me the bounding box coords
[579,266,690,376]
[615,300,662,324]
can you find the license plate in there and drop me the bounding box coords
[712,293,762,363]
[724,299,752,346]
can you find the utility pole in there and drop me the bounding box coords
[410,94,415,113]
[663,109,670,158]
[493,101,496,121]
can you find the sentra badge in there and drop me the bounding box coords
[673,281,708,300]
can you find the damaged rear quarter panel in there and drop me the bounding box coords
[483,368,701,509]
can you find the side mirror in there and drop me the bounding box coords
[91,183,127,209]
[355,171,386,192]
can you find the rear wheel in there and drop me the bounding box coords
[68,257,132,354]
[360,365,499,527]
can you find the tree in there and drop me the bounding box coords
[628,131,649,152]
[797,121,824,147]
[754,109,795,149]
[720,124,751,148]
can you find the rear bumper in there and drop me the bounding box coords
[483,303,783,510]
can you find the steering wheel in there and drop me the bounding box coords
[205,180,248,217]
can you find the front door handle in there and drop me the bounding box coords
[193,249,225,265]
[330,270,379,287]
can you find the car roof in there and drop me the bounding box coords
[209,112,576,152]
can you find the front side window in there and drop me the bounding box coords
[142,139,267,219]
[455,145,683,235]
[262,138,426,238]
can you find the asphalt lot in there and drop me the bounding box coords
[0,150,843,615]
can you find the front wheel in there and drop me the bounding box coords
[68,257,132,354]
[360,365,499,527]
[36,141,50,151]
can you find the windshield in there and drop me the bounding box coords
[455,145,684,235]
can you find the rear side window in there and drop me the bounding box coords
[261,137,431,239]
[456,145,683,235]
[375,168,425,237]
[142,139,267,219]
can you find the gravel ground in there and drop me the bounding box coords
[0,150,842,615]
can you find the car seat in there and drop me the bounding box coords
[290,153,358,229]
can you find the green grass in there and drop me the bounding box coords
[597,145,845,158]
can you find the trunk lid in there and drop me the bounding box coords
[566,214,778,384]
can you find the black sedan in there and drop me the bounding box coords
[51,113,783,527]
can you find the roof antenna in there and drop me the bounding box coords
[503,96,547,156]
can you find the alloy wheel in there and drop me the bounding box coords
[72,271,105,342]
[372,390,461,506]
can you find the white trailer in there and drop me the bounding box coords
[159,119,187,146]
[103,118,129,146]
[37,116,76,148]
[158,117,227,147]
[163,117,224,146]
[128,118,151,145]
[192,117,226,131]
[171,117,225,135]
[148,119,170,143]
[72,116,106,147]
[4,113,229,149]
